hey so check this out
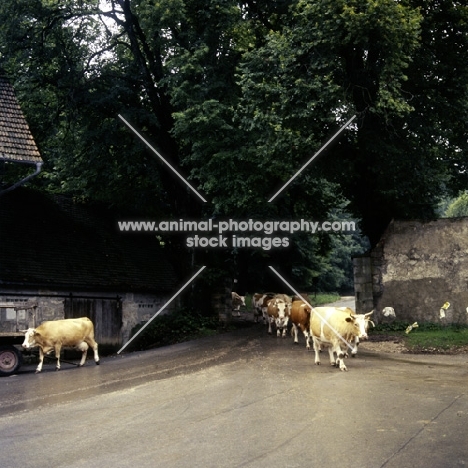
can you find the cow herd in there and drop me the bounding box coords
[19,294,372,374]
[239,292,374,371]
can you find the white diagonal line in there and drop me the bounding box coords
[117,266,207,354]
[118,114,208,203]
[268,115,357,202]
[268,266,354,351]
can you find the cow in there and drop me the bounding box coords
[348,311,374,357]
[290,300,312,349]
[310,307,370,371]
[252,292,275,323]
[22,317,100,373]
[231,292,246,316]
[266,297,291,337]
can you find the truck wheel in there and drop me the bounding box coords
[0,345,23,377]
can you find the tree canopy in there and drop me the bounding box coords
[1,0,467,292]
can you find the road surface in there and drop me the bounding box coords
[1,310,467,468]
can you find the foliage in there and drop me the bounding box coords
[1,0,468,299]
[445,192,468,218]
[235,0,468,244]
[128,309,219,351]
[307,292,341,306]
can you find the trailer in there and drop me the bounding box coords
[0,301,37,376]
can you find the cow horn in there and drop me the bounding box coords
[364,310,374,317]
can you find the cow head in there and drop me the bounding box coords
[350,310,374,339]
[22,328,38,349]
[274,299,288,318]
[272,299,290,329]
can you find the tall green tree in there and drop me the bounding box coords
[230,0,468,245]
[1,0,467,294]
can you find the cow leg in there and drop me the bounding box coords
[35,348,45,373]
[54,344,62,371]
[327,346,337,367]
[351,337,359,357]
[267,317,273,335]
[85,337,100,365]
[336,356,347,371]
[276,320,281,337]
[303,331,311,350]
[255,308,262,323]
[334,344,348,371]
[292,323,299,344]
[312,338,321,365]
[77,342,89,366]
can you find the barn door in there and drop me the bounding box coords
[64,297,122,346]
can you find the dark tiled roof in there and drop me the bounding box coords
[0,74,43,164]
[0,188,178,293]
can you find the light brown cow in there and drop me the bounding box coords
[310,307,370,371]
[231,292,246,316]
[266,297,291,337]
[22,317,100,373]
[290,300,312,349]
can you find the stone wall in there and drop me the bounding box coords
[0,288,176,346]
[354,218,468,324]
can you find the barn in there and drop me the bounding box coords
[353,218,468,325]
[1,71,178,348]
[0,187,179,348]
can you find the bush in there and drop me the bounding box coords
[128,309,219,351]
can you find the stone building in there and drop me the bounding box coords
[354,218,468,325]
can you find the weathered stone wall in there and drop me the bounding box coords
[354,218,468,324]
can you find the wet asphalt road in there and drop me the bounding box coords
[1,304,467,468]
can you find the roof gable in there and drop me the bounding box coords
[0,74,42,164]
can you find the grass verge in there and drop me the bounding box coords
[370,322,468,354]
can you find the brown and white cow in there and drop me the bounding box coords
[266,297,291,337]
[232,292,246,316]
[252,292,275,323]
[310,307,370,371]
[22,317,100,373]
[290,300,312,349]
